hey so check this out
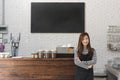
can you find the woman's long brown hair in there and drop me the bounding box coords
[77,32,94,57]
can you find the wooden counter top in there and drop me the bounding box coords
[0,57,74,61]
[0,58,75,80]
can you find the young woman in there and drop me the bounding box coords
[74,32,97,80]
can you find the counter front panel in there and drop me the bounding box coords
[0,58,75,80]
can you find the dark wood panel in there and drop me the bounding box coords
[0,58,75,80]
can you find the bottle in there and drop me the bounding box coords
[0,43,4,52]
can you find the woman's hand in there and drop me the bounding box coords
[88,65,93,69]
[75,57,81,62]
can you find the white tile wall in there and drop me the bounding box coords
[0,0,120,72]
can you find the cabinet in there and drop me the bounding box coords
[106,71,117,80]
[105,65,120,80]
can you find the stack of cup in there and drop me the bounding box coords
[51,50,56,58]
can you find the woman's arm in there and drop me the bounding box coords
[74,50,89,69]
[82,50,97,65]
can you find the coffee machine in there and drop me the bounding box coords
[10,33,20,57]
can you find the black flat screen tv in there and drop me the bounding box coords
[31,2,85,33]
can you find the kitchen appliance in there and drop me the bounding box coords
[10,33,21,57]
[113,57,120,69]
[56,47,74,53]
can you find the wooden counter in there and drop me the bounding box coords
[0,58,75,80]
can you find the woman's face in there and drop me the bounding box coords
[82,35,89,47]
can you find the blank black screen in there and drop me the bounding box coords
[31,2,85,33]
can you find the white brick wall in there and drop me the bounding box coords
[0,0,120,72]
